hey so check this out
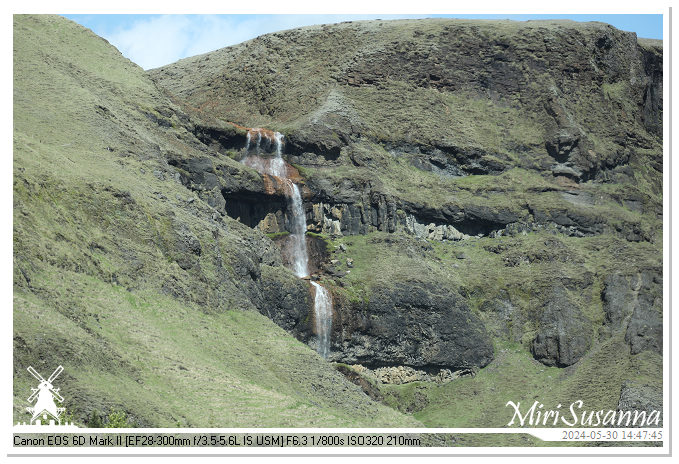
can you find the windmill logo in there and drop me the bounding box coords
[25,365,65,425]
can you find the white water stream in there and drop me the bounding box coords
[310,282,332,359]
[241,129,331,357]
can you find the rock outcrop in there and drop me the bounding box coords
[530,285,593,367]
[617,381,663,427]
[332,280,494,370]
[603,271,663,355]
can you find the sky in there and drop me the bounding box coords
[64,14,664,70]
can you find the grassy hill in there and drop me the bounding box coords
[13,14,418,428]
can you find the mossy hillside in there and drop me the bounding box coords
[152,18,655,145]
[152,19,661,199]
[324,229,661,438]
[327,229,660,318]
[15,276,419,427]
[13,14,420,428]
[338,84,545,150]
[371,337,658,446]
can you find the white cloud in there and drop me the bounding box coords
[108,15,193,70]
[105,14,430,70]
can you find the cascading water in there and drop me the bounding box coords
[240,128,331,357]
[310,282,332,359]
[287,182,309,278]
[269,132,286,177]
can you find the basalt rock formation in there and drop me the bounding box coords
[332,280,494,369]
[151,18,662,375]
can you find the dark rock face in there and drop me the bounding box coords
[626,303,663,355]
[192,122,249,154]
[223,190,288,230]
[256,266,314,340]
[531,285,592,367]
[167,155,272,220]
[603,274,637,329]
[602,270,662,354]
[384,142,510,177]
[531,208,603,237]
[638,40,663,135]
[332,281,494,370]
[617,381,663,427]
[306,180,610,240]
[545,130,581,164]
[285,124,347,160]
[303,175,630,241]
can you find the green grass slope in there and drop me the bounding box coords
[321,230,662,445]
[13,14,419,428]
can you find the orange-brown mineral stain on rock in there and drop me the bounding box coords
[262,174,306,197]
[250,127,277,144]
[285,164,302,184]
[232,121,305,195]
[262,174,291,196]
[227,122,277,145]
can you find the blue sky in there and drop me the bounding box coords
[63,14,664,70]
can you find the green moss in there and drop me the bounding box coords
[289,162,311,179]
[307,231,335,254]
[602,81,628,101]
[266,231,290,240]
[225,150,241,160]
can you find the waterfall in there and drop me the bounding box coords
[270,131,286,178]
[239,128,332,357]
[311,282,332,359]
[288,182,309,278]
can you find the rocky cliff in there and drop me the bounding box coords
[151,17,662,374]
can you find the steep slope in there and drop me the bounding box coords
[13,14,420,428]
[153,19,662,238]
[151,17,663,432]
